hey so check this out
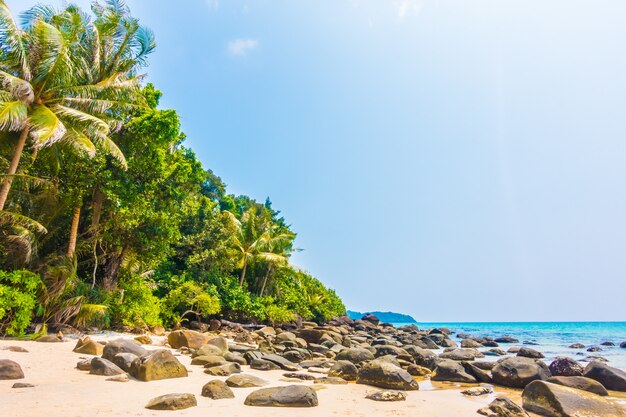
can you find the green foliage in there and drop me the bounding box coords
[109,274,162,328]
[0,270,43,336]
[161,281,220,326]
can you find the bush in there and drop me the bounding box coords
[0,270,43,336]
[109,274,162,328]
[263,300,295,325]
[206,273,266,322]
[161,281,220,326]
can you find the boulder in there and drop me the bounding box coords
[583,361,626,391]
[2,346,28,352]
[517,347,545,359]
[296,329,326,344]
[204,362,241,376]
[244,385,319,407]
[462,386,493,396]
[461,339,483,348]
[569,343,585,349]
[314,376,348,384]
[329,360,358,381]
[12,382,34,388]
[335,348,375,364]
[478,397,529,417]
[620,341,626,348]
[548,357,584,377]
[494,336,519,343]
[206,336,229,353]
[73,337,104,355]
[439,348,484,361]
[361,313,380,326]
[407,364,432,377]
[36,335,62,343]
[463,361,493,383]
[102,338,147,361]
[191,355,226,367]
[89,357,125,376]
[193,343,224,357]
[112,353,138,372]
[522,380,625,417]
[366,390,407,401]
[201,380,235,399]
[168,329,209,349]
[547,376,609,396]
[145,393,197,410]
[223,352,247,365]
[283,372,316,380]
[260,354,299,371]
[250,358,280,371]
[356,360,419,390]
[0,360,24,380]
[491,357,551,388]
[406,346,438,370]
[76,359,91,371]
[226,374,268,388]
[129,349,188,381]
[134,335,152,345]
[431,359,476,383]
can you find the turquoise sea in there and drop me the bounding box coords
[392,322,626,370]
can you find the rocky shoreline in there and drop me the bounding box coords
[2,313,626,416]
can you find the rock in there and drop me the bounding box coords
[569,343,585,349]
[191,354,226,367]
[193,343,224,357]
[204,362,241,376]
[522,380,625,417]
[336,348,375,364]
[486,348,507,356]
[206,336,229,353]
[461,386,493,396]
[314,376,347,384]
[478,397,529,417]
[106,374,129,382]
[406,346,438,370]
[547,376,609,396]
[474,361,497,371]
[431,359,477,383]
[283,372,316,380]
[600,341,615,346]
[76,359,91,371]
[366,390,407,401]
[548,357,584,377]
[494,336,519,343]
[296,329,326,344]
[491,357,551,388]
[129,349,188,381]
[361,313,380,326]
[102,338,147,361]
[328,360,358,381]
[587,346,603,352]
[356,359,419,390]
[250,358,280,371]
[89,357,125,376]
[36,334,63,343]
[134,335,152,345]
[261,354,299,371]
[407,364,432,377]
[12,382,34,388]
[72,337,104,355]
[461,339,483,348]
[583,361,626,391]
[620,341,626,349]
[145,393,197,410]
[2,346,28,352]
[226,374,269,388]
[244,385,319,407]
[167,329,209,349]
[201,380,235,399]
[517,347,544,359]
[439,348,485,361]
[0,360,24,380]
[112,352,138,372]
[508,347,521,353]
[463,361,493,383]
[223,352,247,365]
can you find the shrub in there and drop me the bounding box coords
[0,270,43,336]
[161,281,220,326]
[263,300,295,325]
[206,273,266,322]
[109,274,162,328]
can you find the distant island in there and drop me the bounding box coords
[347,310,417,323]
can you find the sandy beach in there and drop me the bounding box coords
[1,334,511,417]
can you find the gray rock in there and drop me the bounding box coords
[583,361,626,391]
[547,376,609,396]
[478,397,528,417]
[204,362,241,376]
[261,354,299,371]
[0,360,24,380]
[145,393,197,410]
[89,357,125,376]
[491,357,551,388]
[356,359,419,390]
[517,347,544,359]
[335,348,375,364]
[548,357,584,377]
[328,360,358,381]
[226,374,269,388]
[439,348,484,361]
[250,358,281,371]
[432,359,476,383]
[112,352,138,372]
[102,338,147,361]
[314,376,347,384]
[494,337,520,343]
[201,380,235,399]
[244,385,318,407]
[366,390,407,401]
[463,361,493,383]
[461,386,493,396]
[167,329,209,349]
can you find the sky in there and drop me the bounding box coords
[9,0,626,322]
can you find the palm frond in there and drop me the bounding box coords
[0,210,47,233]
[28,104,66,146]
[0,100,27,130]
[0,0,31,80]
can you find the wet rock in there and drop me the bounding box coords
[547,376,609,396]
[407,364,432,377]
[90,357,125,376]
[478,397,529,417]
[432,359,476,383]
[569,343,585,349]
[328,360,358,381]
[244,385,319,407]
[0,360,24,380]
[491,357,551,388]
[102,338,147,361]
[73,337,104,355]
[620,341,626,349]
[522,380,625,417]
[145,393,197,410]
[462,386,493,396]
[129,349,188,381]
[226,374,269,388]
[366,390,407,401]
[406,347,438,370]
[548,357,584,377]
[356,359,419,390]
[494,336,520,343]
[517,347,544,359]
[587,346,603,352]
[168,329,209,349]
[201,380,235,399]
[583,361,626,391]
[485,348,507,356]
[600,342,615,347]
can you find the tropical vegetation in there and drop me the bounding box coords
[0,0,345,335]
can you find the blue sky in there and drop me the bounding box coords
[10,0,626,321]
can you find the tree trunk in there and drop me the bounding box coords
[67,204,81,258]
[103,247,125,291]
[260,265,272,297]
[0,127,29,211]
[91,187,104,230]
[239,257,247,287]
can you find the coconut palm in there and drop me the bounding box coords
[256,225,295,296]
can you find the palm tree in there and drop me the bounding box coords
[257,225,295,296]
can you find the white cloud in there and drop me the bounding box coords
[227,38,259,57]
[392,0,423,19]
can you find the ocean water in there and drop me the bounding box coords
[392,321,626,370]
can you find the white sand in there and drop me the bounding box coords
[1,335,506,417]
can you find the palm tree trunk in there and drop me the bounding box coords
[239,257,247,287]
[91,187,104,230]
[67,204,81,258]
[0,127,29,211]
[103,246,126,291]
[260,265,272,297]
